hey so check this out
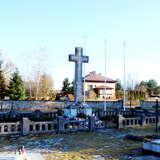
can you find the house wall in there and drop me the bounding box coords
[83,81,116,99]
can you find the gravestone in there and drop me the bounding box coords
[64,47,92,117]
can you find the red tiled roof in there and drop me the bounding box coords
[84,71,116,83]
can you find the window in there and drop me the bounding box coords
[88,85,93,90]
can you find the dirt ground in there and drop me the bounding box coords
[0,126,159,160]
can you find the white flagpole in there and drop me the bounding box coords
[123,41,126,111]
[83,36,86,103]
[104,39,107,113]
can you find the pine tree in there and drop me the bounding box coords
[62,78,74,95]
[8,70,25,100]
[0,61,7,99]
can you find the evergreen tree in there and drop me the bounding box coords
[8,70,25,100]
[115,79,123,99]
[146,79,160,96]
[62,78,74,95]
[0,61,7,99]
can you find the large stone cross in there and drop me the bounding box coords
[69,47,89,103]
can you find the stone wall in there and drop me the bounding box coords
[0,100,65,111]
[140,100,157,109]
[0,116,98,136]
[0,100,123,111]
[0,121,21,135]
[86,100,123,109]
[117,114,159,129]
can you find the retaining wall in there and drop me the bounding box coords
[0,100,123,111]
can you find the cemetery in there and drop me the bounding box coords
[0,47,159,138]
[0,47,160,159]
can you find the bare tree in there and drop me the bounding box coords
[23,48,55,100]
[0,51,16,88]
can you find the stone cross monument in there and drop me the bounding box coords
[69,47,89,103]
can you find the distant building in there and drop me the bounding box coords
[84,71,116,100]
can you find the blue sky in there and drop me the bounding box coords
[0,0,160,89]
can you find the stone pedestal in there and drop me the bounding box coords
[64,102,92,118]
[117,114,124,129]
[22,117,31,135]
[64,103,77,118]
[78,103,92,116]
[81,103,92,116]
[89,116,95,132]
[57,116,65,133]
[140,114,146,126]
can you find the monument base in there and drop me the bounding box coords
[64,102,92,118]
[64,103,77,118]
[78,102,92,116]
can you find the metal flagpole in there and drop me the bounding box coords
[83,36,86,103]
[123,41,126,111]
[104,39,107,114]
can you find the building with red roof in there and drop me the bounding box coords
[84,71,116,100]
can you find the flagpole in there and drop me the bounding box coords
[123,41,126,111]
[83,36,86,103]
[104,39,107,114]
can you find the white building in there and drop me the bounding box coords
[84,71,116,100]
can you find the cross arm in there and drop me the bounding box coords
[82,56,89,63]
[69,54,77,62]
